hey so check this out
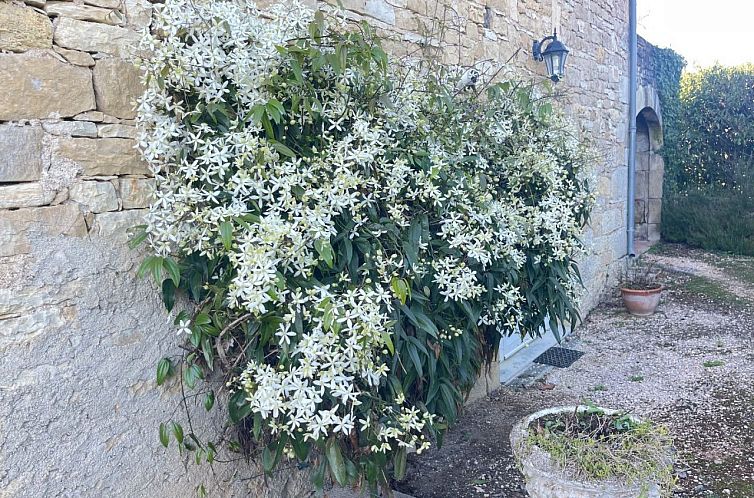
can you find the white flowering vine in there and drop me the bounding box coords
[133,0,594,494]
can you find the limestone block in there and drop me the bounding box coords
[599,208,624,236]
[0,124,44,182]
[123,0,151,29]
[54,17,138,57]
[24,0,46,8]
[0,204,87,257]
[610,166,628,200]
[648,199,662,225]
[634,199,646,224]
[634,170,648,201]
[648,156,665,199]
[47,1,125,25]
[0,2,53,52]
[635,222,648,240]
[84,0,122,8]
[54,137,147,176]
[0,54,95,120]
[366,0,395,24]
[53,46,96,67]
[42,120,98,137]
[0,183,55,210]
[69,180,119,213]
[119,177,153,209]
[89,208,146,241]
[92,58,143,119]
[98,124,137,139]
[73,111,105,122]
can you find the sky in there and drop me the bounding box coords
[637,0,754,70]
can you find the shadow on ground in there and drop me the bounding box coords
[396,244,754,498]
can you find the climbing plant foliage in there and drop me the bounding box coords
[132,0,594,494]
[651,46,685,190]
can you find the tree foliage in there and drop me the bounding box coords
[657,60,754,254]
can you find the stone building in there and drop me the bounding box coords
[0,0,662,495]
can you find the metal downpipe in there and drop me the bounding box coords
[627,0,638,257]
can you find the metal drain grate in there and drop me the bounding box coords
[533,347,584,368]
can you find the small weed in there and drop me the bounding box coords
[703,359,725,368]
[683,275,745,307]
[629,375,644,382]
[590,384,608,392]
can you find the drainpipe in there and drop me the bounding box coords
[626,0,638,257]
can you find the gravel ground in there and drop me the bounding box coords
[396,244,754,498]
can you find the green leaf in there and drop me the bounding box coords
[156,358,171,386]
[314,238,334,268]
[137,255,162,281]
[381,330,394,355]
[201,336,214,371]
[184,364,202,389]
[406,343,423,377]
[197,484,207,498]
[229,390,252,423]
[172,422,184,444]
[310,459,327,492]
[393,447,407,480]
[127,225,148,249]
[390,277,409,305]
[219,221,234,250]
[262,446,275,474]
[326,438,348,485]
[290,58,304,83]
[162,257,181,287]
[271,140,296,158]
[159,422,170,448]
[161,278,176,312]
[204,391,215,411]
[291,436,311,461]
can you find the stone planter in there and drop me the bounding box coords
[510,406,667,498]
[620,286,662,316]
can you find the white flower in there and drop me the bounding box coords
[176,319,191,336]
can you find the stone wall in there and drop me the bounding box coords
[0,0,630,496]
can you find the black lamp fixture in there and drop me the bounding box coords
[532,29,569,82]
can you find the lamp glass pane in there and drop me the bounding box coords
[544,54,555,78]
[559,51,569,76]
[548,54,560,78]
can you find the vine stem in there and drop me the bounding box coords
[216,313,253,367]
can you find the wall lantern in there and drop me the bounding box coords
[532,30,569,82]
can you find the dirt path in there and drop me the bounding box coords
[397,244,754,498]
[648,251,754,302]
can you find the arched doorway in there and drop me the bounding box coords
[634,107,664,246]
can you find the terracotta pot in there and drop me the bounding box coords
[620,286,662,316]
[510,406,670,498]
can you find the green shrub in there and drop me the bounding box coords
[662,187,754,256]
[657,63,754,254]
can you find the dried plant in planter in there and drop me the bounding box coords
[131,0,595,495]
[619,258,664,315]
[620,258,664,291]
[525,405,675,497]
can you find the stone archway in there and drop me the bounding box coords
[634,106,664,243]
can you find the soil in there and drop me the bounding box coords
[395,244,754,498]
